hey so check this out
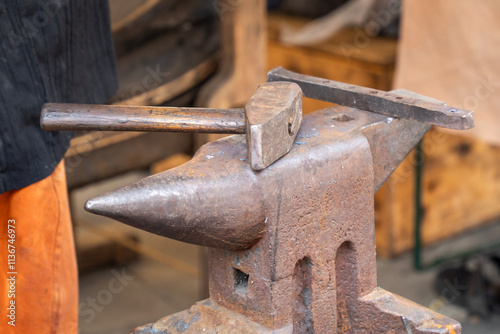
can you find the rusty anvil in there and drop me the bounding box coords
[42,68,473,333]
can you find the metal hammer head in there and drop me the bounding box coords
[245,81,302,170]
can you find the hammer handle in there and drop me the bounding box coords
[41,103,246,134]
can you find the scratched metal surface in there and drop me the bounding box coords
[84,104,459,333]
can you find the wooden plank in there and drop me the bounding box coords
[109,0,210,56]
[196,0,267,109]
[76,218,200,277]
[150,153,192,174]
[75,218,201,277]
[76,224,139,275]
[65,132,192,189]
[268,13,397,66]
[115,57,217,106]
[110,20,219,105]
[67,132,143,157]
[375,128,500,256]
[266,13,396,114]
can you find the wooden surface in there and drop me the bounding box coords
[115,58,217,106]
[150,153,192,174]
[76,223,139,274]
[267,13,397,114]
[196,0,267,109]
[110,19,219,105]
[109,0,209,56]
[65,132,192,190]
[375,128,500,257]
[75,217,200,277]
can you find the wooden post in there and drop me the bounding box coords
[196,0,267,109]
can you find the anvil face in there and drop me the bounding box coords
[86,93,460,333]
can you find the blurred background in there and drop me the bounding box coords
[69,0,500,332]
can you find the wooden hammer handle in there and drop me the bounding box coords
[41,103,246,134]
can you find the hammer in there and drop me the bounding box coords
[41,81,303,170]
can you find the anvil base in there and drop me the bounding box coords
[133,289,460,334]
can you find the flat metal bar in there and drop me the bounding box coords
[41,103,246,134]
[267,67,474,130]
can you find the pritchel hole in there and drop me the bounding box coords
[395,96,403,100]
[233,268,249,294]
[288,114,295,136]
[331,114,356,122]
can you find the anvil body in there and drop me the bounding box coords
[87,91,460,333]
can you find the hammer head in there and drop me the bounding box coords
[245,81,303,170]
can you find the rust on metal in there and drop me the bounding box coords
[268,66,474,130]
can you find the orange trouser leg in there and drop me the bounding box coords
[0,160,78,333]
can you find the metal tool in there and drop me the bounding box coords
[41,81,303,170]
[43,69,472,333]
[83,90,469,333]
[268,66,474,130]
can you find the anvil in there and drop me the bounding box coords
[83,85,465,332]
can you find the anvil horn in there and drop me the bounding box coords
[85,136,267,250]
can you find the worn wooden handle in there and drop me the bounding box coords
[41,103,246,134]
